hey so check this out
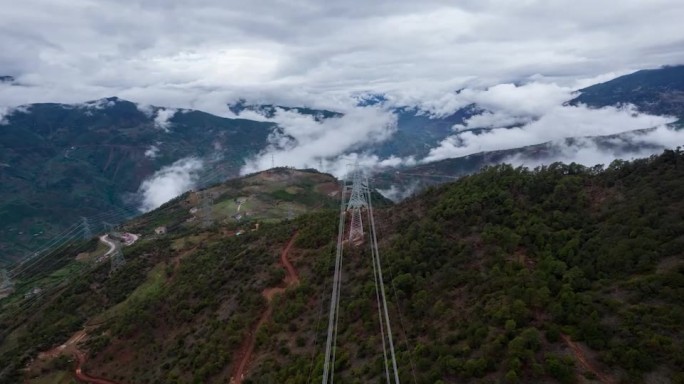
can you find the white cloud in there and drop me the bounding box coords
[144,144,160,158]
[240,106,403,177]
[81,98,116,110]
[135,103,155,118]
[503,126,684,169]
[0,106,10,125]
[424,92,677,162]
[0,1,683,116]
[137,157,203,212]
[377,182,420,202]
[153,108,176,132]
[0,105,30,125]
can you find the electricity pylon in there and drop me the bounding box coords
[202,191,213,228]
[287,204,295,221]
[110,244,125,273]
[0,268,12,290]
[102,221,121,238]
[347,164,368,244]
[81,217,92,240]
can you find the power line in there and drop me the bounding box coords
[109,239,126,273]
[201,190,214,228]
[366,178,400,383]
[81,217,92,240]
[347,164,367,244]
[0,268,12,290]
[322,164,401,383]
[9,211,130,279]
[322,180,347,384]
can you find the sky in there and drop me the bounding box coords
[2,0,684,209]
[2,0,684,112]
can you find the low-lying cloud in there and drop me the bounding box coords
[503,126,684,169]
[137,157,203,212]
[240,106,401,177]
[153,108,177,132]
[422,82,677,163]
[144,144,160,159]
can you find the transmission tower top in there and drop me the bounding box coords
[0,268,13,290]
[346,163,368,244]
[202,191,214,228]
[81,217,92,240]
[347,163,368,210]
[110,247,126,273]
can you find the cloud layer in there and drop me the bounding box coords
[240,106,401,177]
[421,82,678,162]
[137,157,203,212]
[503,125,684,169]
[1,1,684,115]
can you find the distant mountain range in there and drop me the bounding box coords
[375,65,684,195]
[0,98,275,263]
[1,65,683,265]
[569,65,684,118]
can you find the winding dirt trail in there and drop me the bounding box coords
[73,350,122,384]
[230,232,299,384]
[561,334,614,384]
[32,328,121,384]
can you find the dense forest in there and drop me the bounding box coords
[1,149,683,383]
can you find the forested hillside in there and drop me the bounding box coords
[0,98,275,264]
[1,150,682,383]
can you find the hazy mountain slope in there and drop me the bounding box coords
[0,98,276,264]
[229,100,482,159]
[228,99,344,121]
[2,151,682,383]
[569,65,684,118]
[373,129,669,197]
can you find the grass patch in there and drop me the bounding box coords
[29,371,73,384]
[89,262,167,325]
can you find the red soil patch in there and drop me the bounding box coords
[31,329,121,384]
[73,349,122,384]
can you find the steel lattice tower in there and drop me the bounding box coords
[102,221,120,237]
[110,243,126,273]
[202,191,214,228]
[81,217,92,240]
[322,165,401,383]
[347,165,368,244]
[0,268,12,290]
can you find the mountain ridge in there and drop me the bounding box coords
[1,149,682,383]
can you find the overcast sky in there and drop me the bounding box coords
[2,0,684,113]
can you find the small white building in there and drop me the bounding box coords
[154,226,167,235]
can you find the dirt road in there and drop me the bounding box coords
[73,349,122,384]
[230,232,299,383]
[561,334,614,384]
[32,328,121,384]
[99,235,116,258]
